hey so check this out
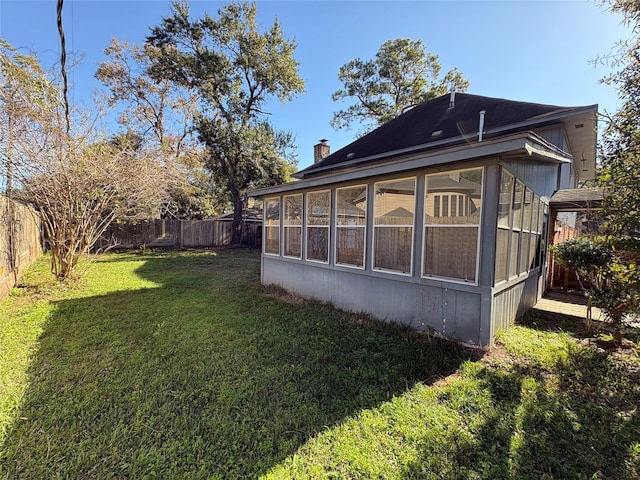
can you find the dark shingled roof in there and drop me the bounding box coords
[297,93,590,179]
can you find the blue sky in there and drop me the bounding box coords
[0,0,631,170]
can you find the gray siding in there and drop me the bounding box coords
[262,255,484,345]
[499,160,560,197]
[536,126,569,152]
[491,272,541,339]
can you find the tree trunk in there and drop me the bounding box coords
[230,188,244,247]
[614,328,623,345]
[585,295,593,336]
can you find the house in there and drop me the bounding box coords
[250,93,598,346]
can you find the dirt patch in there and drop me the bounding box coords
[263,290,306,305]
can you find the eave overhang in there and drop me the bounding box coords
[549,187,605,212]
[250,131,572,197]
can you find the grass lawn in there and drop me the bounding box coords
[1,249,639,479]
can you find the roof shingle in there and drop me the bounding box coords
[297,93,595,179]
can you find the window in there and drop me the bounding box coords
[283,194,302,258]
[495,169,514,283]
[538,203,548,268]
[335,185,367,267]
[527,193,540,271]
[306,190,330,263]
[373,177,416,274]
[493,167,548,286]
[264,197,280,255]
[424,168,483,282]
[509,180,524,277]
[519,188,533,274]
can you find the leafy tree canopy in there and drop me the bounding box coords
[331,38,469,133]
[554,0,640,341]
[145,1,304,244]
[97,39,220,220]
[598,0,640,237]
[96,38,200,163]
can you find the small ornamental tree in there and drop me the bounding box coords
[12,122,174,279]
[552,236,639,342]
[1,40,174,279]
[552,237,612,334]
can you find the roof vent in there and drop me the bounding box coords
[346,152,355,159]
[431,130,443,138]
[448,90,456,109]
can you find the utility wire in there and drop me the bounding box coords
[57,0,70,135]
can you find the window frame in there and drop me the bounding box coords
[518,187,534,275]
[372,176,417,276]
[334,184,368,269]
[305,190,331,264]
[283,193,303,259]
[263,196,281,256]
[494,167,549,286]
[422,167,484,284]
[509,179,525,278]
[495,169,514,284]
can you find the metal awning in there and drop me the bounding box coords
[549,188,604,211]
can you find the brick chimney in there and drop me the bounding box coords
[313,139,330,164]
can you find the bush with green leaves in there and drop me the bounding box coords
[552,236,639,339]
[552,236,612,288]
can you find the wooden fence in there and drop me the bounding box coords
[547,218,581,290]
[95,219,261,251]
[0,196,42,301]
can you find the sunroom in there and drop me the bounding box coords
[251,93,597,346]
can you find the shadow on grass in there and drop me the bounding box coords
[522,305,640,345]
[402,309,640,480]
[402,369,640,479]
[519,307,596,338]
[0,251,475,479]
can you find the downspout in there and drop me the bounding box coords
[478,110,486,142]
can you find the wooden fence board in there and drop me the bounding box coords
[0,196,42,301]
[96,219,261,250]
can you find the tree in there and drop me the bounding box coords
[331,38,469,133]
[598,0,640,237]
[0,40,174,279]
[551,1,640,343]
[164,168,229,219]
[146,1,304,244]
[551,237,613,335]
[0,40,46,279]
[96,38,216,219]
[96,38,200,164]
[0,39,49,194]
[552,236,640,343]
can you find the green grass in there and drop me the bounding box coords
[1,250,639,479]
